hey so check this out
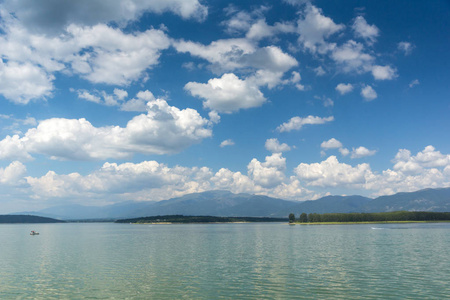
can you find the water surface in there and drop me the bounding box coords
[1,223,449,299]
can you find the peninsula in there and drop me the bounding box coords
[0,215,65,223]
[116,215,287,224]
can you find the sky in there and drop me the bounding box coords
[0,0,449,213]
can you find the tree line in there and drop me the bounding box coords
[116,215,287,224]
[289,211,450,223]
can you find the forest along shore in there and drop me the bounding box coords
[288,211,450,224]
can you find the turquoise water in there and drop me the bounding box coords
[1,223,449,299]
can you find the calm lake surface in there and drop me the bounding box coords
[1,222,449,299]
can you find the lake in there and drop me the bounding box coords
[1,222,449,299]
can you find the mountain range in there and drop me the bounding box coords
[11,187,450,220]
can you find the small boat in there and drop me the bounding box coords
[30,230,39,235]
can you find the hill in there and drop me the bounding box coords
[0,215,65,223]
[12,187,450,220]
[362,187,450,212]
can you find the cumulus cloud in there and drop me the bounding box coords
[371,65,397,80]
[67,24,171,85]
[295,156,373,188]
[296,4,344,54]
[0,161,27,185]
[352,16,379,45]
[331,40,374,74]
[248,153,286,188]
[0,14,171,102]
[409,79,420,88]
[0,59,54,104]
[314,66,326,76]
[26,161,213,201]
[393,146,450,174]
[315,95,333,107]
[277,115,334,132]
[174,38,256,73]
[74,88,158,112]
[398,42,414,55]
[220,139,235,147]
[351,146,377,159]
[0,14,171,97]
[11,145,450,205]
[339,148,350,156]
[185,73,266,113]
[321,138,343,150]
[2,0,208,35]
[265,138,291,153]
[335,83,354,95]
[361,85,377,101]
[0,99,212,161]
[0,135,33,161]
[243,46,298,73]
[175,39,297,76]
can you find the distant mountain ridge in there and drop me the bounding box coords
[0,215,65,223]
[11,187,450,220]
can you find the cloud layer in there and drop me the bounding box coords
[0,99,212,160]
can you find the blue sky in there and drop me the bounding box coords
[0,0,449,213]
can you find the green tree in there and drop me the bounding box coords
[299,213,308,223]
[288,213,296,223]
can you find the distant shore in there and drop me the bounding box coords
[116,215,287,224]
[291,220,450,225]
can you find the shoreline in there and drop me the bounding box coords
[290,220,450,225]
[131,221,253,225]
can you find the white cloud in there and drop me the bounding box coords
[211,168,259,195]
[75,89,157,112]
[361,85,377,101]
[175,38,298,77]
[393,146,450,174]
[0,59,54,104]
[243,46,298,73]
[11,145,450,205]
[277,115,334,132]
[315,95,334,107]
[371,65,397,80]
[339,148,350,156]
[296,4,344,54]
[331,40,374,73]
[222,9,254,35]
[398,42,414,55]
[67,24,171,85]
[314,66,326,76]
[0,135,33,161]
[208,111,221,124]
[2,0,208,35]
[321,138,343,149]
[0,15,171,100]
[335,83,354,95]
[295,156,373,188]
[185,73,266,113]
[351,146,377,159]
[352,16,379,45]
[248,153,286,188]
[220,139,235,148]
[26,161,213,201]
[174,38,256,73]
[0,161,27,185]
[0,99,212,160]
[114,88,128,100]
[409,79,420,88]
[265,138,291,153]
[121,90,156,112]
[76,90,102,104]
